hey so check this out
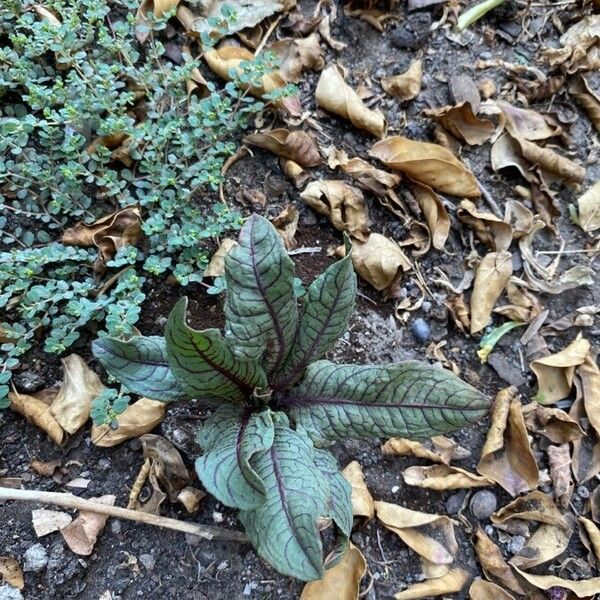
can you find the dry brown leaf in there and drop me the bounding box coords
[402,464,492,490]
[469,579,515,600]
[521,403,584,443]
[346,234,411,291]
[60,495,115,556]
[300,543,366,600]
[280,158,309,188]
[301,180,370,241]
[375,501,458,577]
[446,294,470,333]
[204,46,301,116]
[381,436,470,465]
[341,461,374,519]
[457,200,512,251]
[514,567,600,598]
[579,354,600,438]
[34,5,62,26]
[510,519,573,569]
[579,517,600,564]
[494,281,541,323]
[32,508,73,537]
[135,0,180,42]
[30,458,61,477]
[473,528,525,595]
[62,206,142,273]
[503,200,534,239]
[0,556,24,590]
[530,336,590,405]
[244,129,320,167]
[86,132,135,167]
[425,102,495,146]
[569,75,600,134]
[393,569,469,600]
[543,15,600,74]
[491,491,569,530]
[271,204,299,250]
[409,182,450,250]
[516,136,585,184]
[370,136,481,197]
[576,181,600,232]
[548,443,574,508]
[381,60,423,102]
[338,157,402,198]
[490,132,536,182]
[269,34,324,83]
[571,391,600,484]
[91,398,167,447]
[477,387,539,496]
[497,100,562,141]
[177,486,205,514]
[470,251,513,334]
[9,390,64,445]
[316,65,386,137]
[203,239,239,278]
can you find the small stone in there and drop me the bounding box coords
[23,543,48,572]
[507,535,526,554]
[212,511,224,523]
[13,371,44,393]
[128,439,141,452]
[421,301,432,314]
[391,485,400,493]
[0,584,24,600]
[577,486,590,499]
[216,560,228,571]
[139,554,155,571]
[243,583,252,596]
[411,318,431,344]
[445,492,466,515]
[469,490,497,520]
[185,533,201,546]
[110,520,122,535]
[98,458,111,471]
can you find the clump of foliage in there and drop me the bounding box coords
[93,215,490,581]
[0,0,286,406]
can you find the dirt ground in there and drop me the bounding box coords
[2,1,600,598]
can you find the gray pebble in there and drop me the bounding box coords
[421,300,432,314]
[13,371,44,393]
[411,318,431,344]
[110,520,122,535]
[97,458,111,470]
[577,486,590,499]
[139,553,156,571]
[445,492,466,515]
[469,490,497,520]
[23,543,48,572]
[0,584,24,600]
[507,534,526,554]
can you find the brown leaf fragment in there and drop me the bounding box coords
[579,354,600,439]
[514,567,600,597]
[494,282,542,323]
[446,294,470,333]
[135,0,180,42]
[491,132,536,182]
[457,200,512,251]
[409,182,450,250]
[177,487,205,514]
[60,495,116,555]
[522,403,584,443]
[338,157,402,197]
[269,34,324,83]
[30,459,61,477]
[91,398,166,447]
[271,204,299,250]
[280,158,309,188]
[470,251,513,334]
[497,100,562,141]
[473,528,525,595]
[32,508,73,537]
[576,181,600,232]
[300,543,366,600]
[393,569,469,599]
[301,180,370,241]
[548,443,574,508]
[516,137,585,184]
[477,387,539,496]
[316,65,386,137]
[370,136,481,197]
[381,436,470,465]
[569,75,600,134]
[402,464,492,490]
[33,4,61,26]
[503,200,534,239]
[425,102,495,146]
[530,337,590,405]
[469,579,515,600]
[579,517,600,564]
[244,129,320,167]
[9,391,64,445]
[203,239,239,278]
[0,556,24,590]
[381,60,423,102]
[341,461,374,519]
[491,491,569,529]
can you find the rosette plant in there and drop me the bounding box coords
[93,215,490,581]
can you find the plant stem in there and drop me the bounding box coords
[457,0,506,31]
[0,487,247,543]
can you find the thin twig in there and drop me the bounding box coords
[0,487,247,542]
[254,15,283,56]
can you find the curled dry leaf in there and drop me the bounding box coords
[425,102,495,146]
[341,461,374,519]
[510,518,573,570]
[469,579,515,600]
[579,354,600,438]
[457,200,512,252]
[301,180,370,241]
[269,33,324,83]
[402,464,492,490]
[446,294,470,333]
[576,180,600,232]
[393,569,469,600]
[316,65,387,138]
[503,200,534,239]
[497,100,562,141]
[470,251,513,334]
[516,137,585,184]
[300,543,366,600]
[375,501,458,578]
[87,132,135,167]
[381,60,423,102]
[529,336,590,405]
[32,508,73,537]
[473,528,525,595]
[91,398,167,447]
[203,239,239,278]
[548,443,574,508]
[345,233,411,291]
[494,281,542,323]
[491,491,569,530]
[370,136,481,198]
[409,182,450,250]
[280,158,309,188]
[570,390,600,484]
[381,436,470,465]
[244,129,320,167]
[177,486,205,514]
[521,402,584,444]
[136,0,180,42]
[271,204,299,250]
[0,556,24,590]
[338,157,401,198]
[60,495,116,556]
[30,459,61,477]
[204,46,301,116]
[477,387,539,496]
[569,75,600,134]
[579,517,600,564]
[514,567,600,598]
[62,206,142,273]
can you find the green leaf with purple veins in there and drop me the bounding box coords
[165,297,267,402]
[196,404,274,510]
[287,360,490,444]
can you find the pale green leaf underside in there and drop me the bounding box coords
[196,404,274,510]
[288,360,490,444]
[224,214,298,375]
[165,297,267,402]
[273,239,356,389]
[239,417,330,581]
[92,335,187,402]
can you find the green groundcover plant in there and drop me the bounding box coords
[93,215,490,581]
